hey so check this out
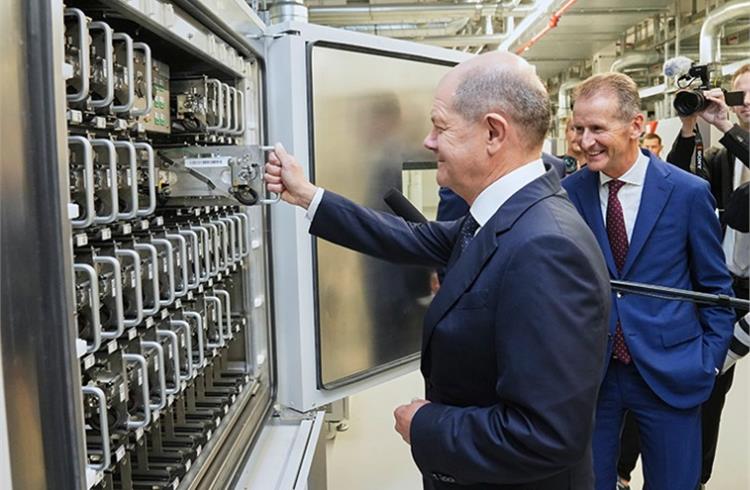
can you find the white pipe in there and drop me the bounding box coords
[556,79,580,118]
[610,52,661,72]
[699,0,750,64]
[342,18,469,39]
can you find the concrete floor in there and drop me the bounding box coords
[326,362,750,489]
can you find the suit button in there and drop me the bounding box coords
[616,291,623,298]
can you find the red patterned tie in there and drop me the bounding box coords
[607,180,632,364]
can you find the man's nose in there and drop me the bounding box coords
[580,129,594,149]
[423,130,437,151]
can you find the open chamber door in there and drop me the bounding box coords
[265,22,468,412]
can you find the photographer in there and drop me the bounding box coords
[665,63,749,487]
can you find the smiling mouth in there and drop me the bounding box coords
[587,150,606,158]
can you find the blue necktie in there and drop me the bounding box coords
[457,214,480,256]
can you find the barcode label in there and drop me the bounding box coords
[185,157,230,168]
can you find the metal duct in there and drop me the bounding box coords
[341,18,470,39]
[420,32,509,47]
[557,79,580,118]
[610,52,661,72]
[699,0,750,64]
[270,0,308,24]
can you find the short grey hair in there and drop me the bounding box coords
[573,73,641,121]
[452,65,551,149]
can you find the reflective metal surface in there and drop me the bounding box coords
[310,45,451,388]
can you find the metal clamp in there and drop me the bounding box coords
[74,263,102,353]
[134,142,156,216]
[151,238,175,307]
[94,255,125,339]
[112,32,135,114]
[259,145,282,205]
[91,139,119,225]
[204,295,224,348]
[206,78,223,132]
[131,42,153,117]
[64,8,90,103]
[114,140,139,220]
[214,289,233,340]
[68,136,95,228]
[123,353,151,429]
[178,229,201,289]
[134,243,160,316]
[81,385,111,472]
[165,233,188,298]
[141,340,166,411]
[170,320,194,380]
[115,249,143,327]
[183,311,205,371]
[157,329,181,394]
[89,22,114,108]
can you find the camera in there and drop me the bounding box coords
[673,63,745,116]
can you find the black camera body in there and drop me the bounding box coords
[674,63,745,116]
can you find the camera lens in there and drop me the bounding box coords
[674,90,707,117]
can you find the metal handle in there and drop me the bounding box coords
[134,243,160,316]
[64,8,90,103]
[134,142,156,216]
[220,216,239,263]
[112,32,135,113]
[183,311,205,371]
[131,42,153,117]
[68,136,95,228]
[227,215,244,260]
[206,78,223,132]
[114,140,139,220]
[233,88,245,136]
[178,229,201,289]
[165,233,188,298]
[81,385,111,472]
[214,289,233,340]
[203,223,220,277]
[123,353,151,429]
[91,139,119,225]
[212,219,230,271]
[259,145,282,205]
[221,83,232,134]
[228,86,239,134]
[236,212,251,258]
[157,329,181,394]
[94,255,125,339]
[75,263,102,354]
[189,225,211,282]
[151,238,175,307]
[141,340,166,411]
[115,249,143,327]
[204,296,224,348]
[170,320,194,380]
[89,22,114,108]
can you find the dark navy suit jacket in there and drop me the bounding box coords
[310,169,610,489]
[562,151,735,409]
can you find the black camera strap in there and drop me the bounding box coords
[694,123,708,180]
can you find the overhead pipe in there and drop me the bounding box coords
[421,32,510,48]
[699,0,750,64]
[610,52,661,72]
[269,0,307,24]
[341,18,470,39]
[514,0,578,54]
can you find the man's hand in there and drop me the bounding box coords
[698,88,734,133]
[264,143,318,209]
[678,112,699,137]
[393,399,430,445]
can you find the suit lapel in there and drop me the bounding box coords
[576,171,618,277]
[620,157,673,277]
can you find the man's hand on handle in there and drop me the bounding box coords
[264,143,318,209]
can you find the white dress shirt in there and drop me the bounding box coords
[599,151,650,242]
[306,159,547,231]
[722,157,750,277]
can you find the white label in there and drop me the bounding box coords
[107,340,117,354]
[119,383,126,402]
[172,479,180,490]
[130,271,136,287]
[128,328,137,340]
[223,405,228,414]
[122,223,132,234]
[207,429,213,440]
[196,445,202,456]
[168,394,174,406]
[153,409,160,421]
[185,157,230,168]
[161,309,168,319]
[94,117,106,129]
[251,239,260,249]
[175,299,182,309]
[111,280,117,297]
[101,228,111,240]
[116,445,126,462]
[185,459,192,471]
[75,233,88,247]
[136,427,144,440]
[83,354,95,370]
[146,317,154,327]
[147,264,154,279]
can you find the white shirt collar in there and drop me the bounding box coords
[599,150,650,188]
[470,159,546,227]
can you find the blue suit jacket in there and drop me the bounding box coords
[561,151,735,409]
[310,169,610,489]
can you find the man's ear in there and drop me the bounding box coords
[485,113,508,155]
[630,113,645,140]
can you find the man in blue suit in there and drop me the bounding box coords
[561,73,735,490]
[265,51,611,489]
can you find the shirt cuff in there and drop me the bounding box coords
[306,187,325,222]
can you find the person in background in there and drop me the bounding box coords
[561,72,735,490]
[664,63,750,488]
[560,116,587,174]
[265,51,611,490]
[640,133,663,158]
